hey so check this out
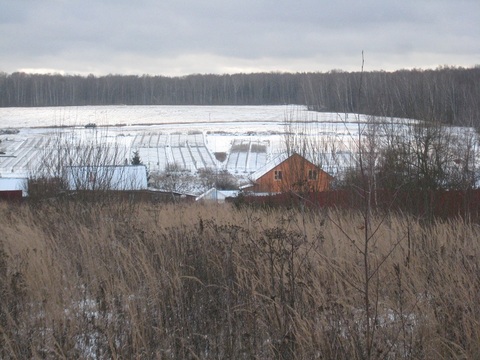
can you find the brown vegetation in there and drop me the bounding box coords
[1,199,480,359]
[213,152,227,162]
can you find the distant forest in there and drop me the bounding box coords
[1,66,479,127]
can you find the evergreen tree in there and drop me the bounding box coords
[131,150,142,165]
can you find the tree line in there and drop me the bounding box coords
[0,66,479,127]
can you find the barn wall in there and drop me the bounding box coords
[253,154,332,193]
[0,190,23,201]
[236,189,480,221]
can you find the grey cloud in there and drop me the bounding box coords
[0,0,478,75]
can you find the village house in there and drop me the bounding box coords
[241,153,333,194]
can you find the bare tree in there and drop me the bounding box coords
[29,127,131,196]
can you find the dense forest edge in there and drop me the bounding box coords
[1,66,479,128]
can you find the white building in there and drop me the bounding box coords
[65,165,148,191]
[0,177,28,197]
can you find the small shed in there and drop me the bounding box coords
[0,177,28,200]
[242,153,333,194]
[65,165,148,191]
[196,188,240,203]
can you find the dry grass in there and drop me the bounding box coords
[1,200,480,359]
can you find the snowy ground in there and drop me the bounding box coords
[0,105,431,184]
[0,105,358,128]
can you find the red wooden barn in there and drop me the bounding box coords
[242,153,333,194]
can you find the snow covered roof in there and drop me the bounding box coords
[196,187,240,203]
[248,153,291,182]
[248,152,333,181]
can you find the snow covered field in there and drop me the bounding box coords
[0,105,375,178]
[0,105,309,128]
[0,105,445,184]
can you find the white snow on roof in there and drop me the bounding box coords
[249,153,290,182]
[196,187,240,203]
[248,152,337,182]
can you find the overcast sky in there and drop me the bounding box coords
[1,0,479,76]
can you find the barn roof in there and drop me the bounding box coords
[248,153,291,182]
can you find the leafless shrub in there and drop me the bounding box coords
[214,152,227,162]
[198,168,238,190]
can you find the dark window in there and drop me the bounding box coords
[274,170,283,180]
[308,169,317,180]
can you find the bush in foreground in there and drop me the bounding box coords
[0,200,479,359]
